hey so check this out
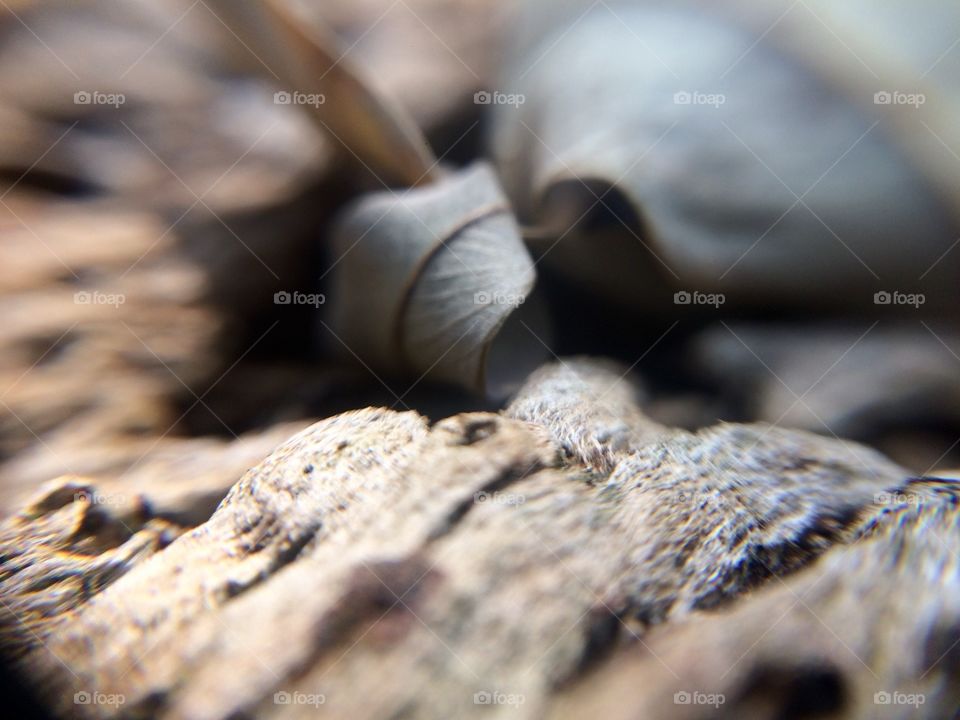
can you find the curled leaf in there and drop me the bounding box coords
[492,0,960,311]
[325,162,543,397]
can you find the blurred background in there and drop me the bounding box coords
[2,1,960,718]
[1,0,959,527]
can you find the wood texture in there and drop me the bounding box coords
[3,360,951,719]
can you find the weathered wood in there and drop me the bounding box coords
[505,356,671,473]
[2,361,938,719]
[552,479,960,720]
[0,477,180,657]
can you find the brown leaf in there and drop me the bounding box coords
[205,0,437,187]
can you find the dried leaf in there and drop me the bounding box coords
[325,162,541,397]
[492,0,960,311]
[205,0,437,187]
